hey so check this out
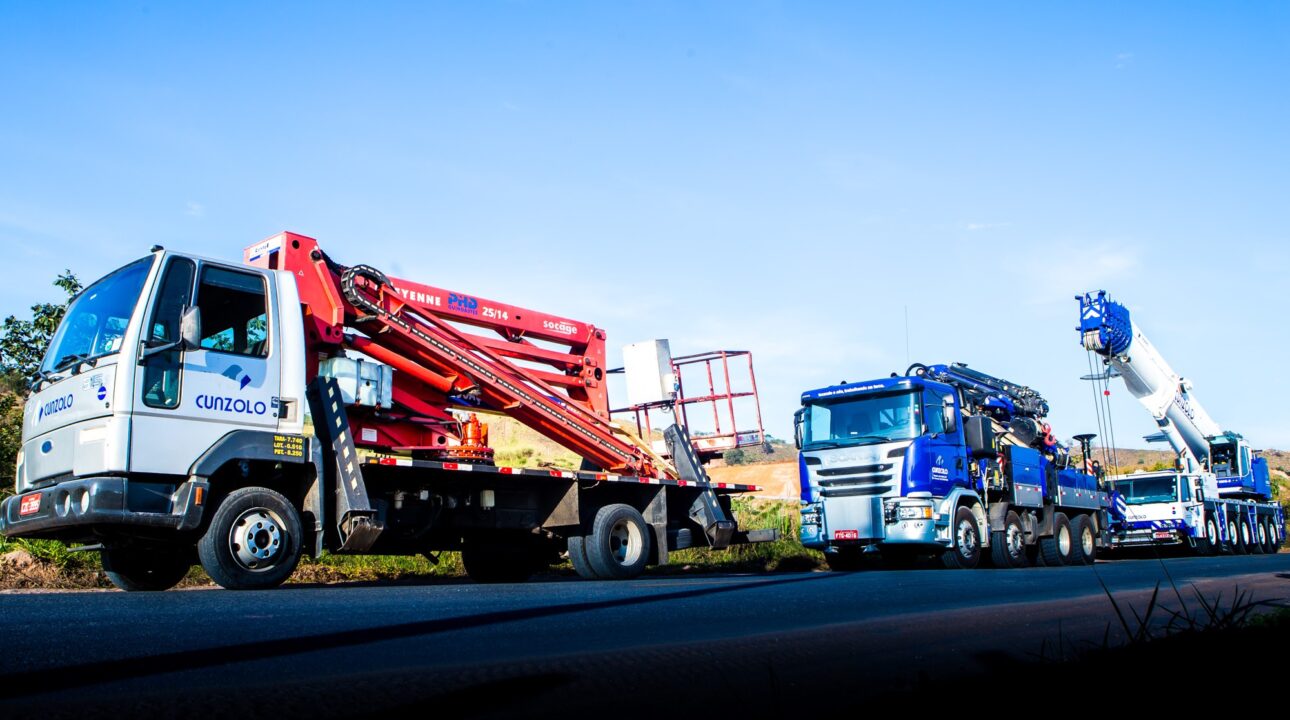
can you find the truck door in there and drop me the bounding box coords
[923,389,968,496]
[131,260,282,475]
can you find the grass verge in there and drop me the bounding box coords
[1,498,812,590]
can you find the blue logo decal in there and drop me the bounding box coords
[198,364,265,416]
[195,395,268,416]
[448,292,480,315]
[221,364,253,390]
[37,394,74,421]
[96,386,107,401]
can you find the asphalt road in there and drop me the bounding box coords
[2,554,1289,717]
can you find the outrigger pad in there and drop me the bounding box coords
[665,424,736,549]
[306,377,384,553]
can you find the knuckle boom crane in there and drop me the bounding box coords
[796,361,1109,570]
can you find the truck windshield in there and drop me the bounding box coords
[39,256,153,375]
[1114,476,1179,505]
[802,390,920,449]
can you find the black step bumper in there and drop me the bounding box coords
[1,477,208,540]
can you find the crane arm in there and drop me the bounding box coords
[1078,290,1223,469]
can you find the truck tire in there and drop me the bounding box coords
[1232,516,1249,555]
[825,548,866,571]
[584,504,651,579]
[566,535,599,579]
[462,543,536,583]
[1263,520,1280,554]
[101,547,193,592]
[1252,519,1268,555]
[1070,514,1097,565]
[989,511,1027,568]
[1040,512,1075,566]
[941,506,982,570]
[197,486,303,590]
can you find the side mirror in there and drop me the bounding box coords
[180,306,202,350]
[793,408,805,450]
[142,306,203,362]
[942,396,958,434]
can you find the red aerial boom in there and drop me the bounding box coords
[245,232,668,478]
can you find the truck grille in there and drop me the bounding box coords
[818,464,895,498]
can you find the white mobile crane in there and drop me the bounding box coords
[1078,290,1284,553]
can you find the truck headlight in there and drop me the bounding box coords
[801,511,820,525]
[898,505,933,520]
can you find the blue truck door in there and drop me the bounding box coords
[923,389,968,496]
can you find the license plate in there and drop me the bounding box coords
[1153,531,1170,539]
[834,529,860,541]
[19,493,41,516]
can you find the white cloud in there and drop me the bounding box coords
[1115,52,1134,69]
[966,221,1013,231]
[186,201,205,218]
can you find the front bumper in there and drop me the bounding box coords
[1111,519,1190,547]
[1,477,208,539]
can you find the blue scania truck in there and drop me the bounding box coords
[795,363,1110,570]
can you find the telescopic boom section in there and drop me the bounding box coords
[245,232,669,479]
[1078,290,1223,468]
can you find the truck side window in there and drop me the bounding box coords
[142,258,196,409]
[924,391,946,435]
[196,266,269,357]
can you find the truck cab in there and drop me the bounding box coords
[1208,433,1272,499]
[795,376,976,562]
[1105,471,1206,546]
[6,247,309,549]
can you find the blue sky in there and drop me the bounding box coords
[2,2,1288,450]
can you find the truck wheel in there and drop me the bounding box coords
[1040,512,1075,566]
[462,543,536,583]
[101,547,193,592]
[990,511,1027,568]
[1232,517,1249,555]
[1264,520,1280,554]
[566,535,599,579]
[941,506,982,570]
[1071,514,1097,565]
[1252,520,1268,555]
[197,486,302,590]
[825,548,866,571]
[584,504,652,579]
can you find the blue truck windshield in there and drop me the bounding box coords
[1114,476,1179,505]
[40,256,153,374]
[802,390,920,449]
